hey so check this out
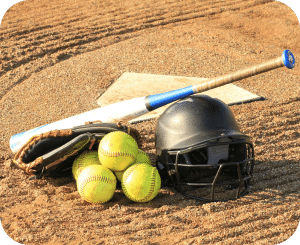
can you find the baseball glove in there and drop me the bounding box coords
[13,122,141,179]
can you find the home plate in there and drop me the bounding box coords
[97,72,262,123]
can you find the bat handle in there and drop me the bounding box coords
[147,50,295,110]
[282,50,295,69]
[194,50,295,93]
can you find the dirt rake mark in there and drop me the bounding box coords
[254,166,300,183]
[254,178,300,194]
[1,0,271,66]
[254,160,299,171]
[0,30,140,100]
[2,2,270,77]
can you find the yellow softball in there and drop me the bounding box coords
[77,165,116,204]
[72,150,101,180]
[113,149,152,182]
[122,163,161,202]
[135,149,152,165]
[98,131,138,171]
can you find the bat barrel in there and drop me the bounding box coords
[9,96,149,154]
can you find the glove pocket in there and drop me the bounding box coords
[39,132,94,176]
[15,133,94,178]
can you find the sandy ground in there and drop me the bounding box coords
[0,0,300,244]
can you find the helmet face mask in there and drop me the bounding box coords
[155,95,255,202]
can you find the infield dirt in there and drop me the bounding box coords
[0,0,300,244]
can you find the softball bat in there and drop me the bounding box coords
[10,50,295,154]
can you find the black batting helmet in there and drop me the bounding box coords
[155,95,254,202]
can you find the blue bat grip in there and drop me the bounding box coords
[282,50,295,69]
[146,86,195,110]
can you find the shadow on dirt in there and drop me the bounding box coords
[21,158,299,210]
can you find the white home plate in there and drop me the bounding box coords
[97,72,261,123]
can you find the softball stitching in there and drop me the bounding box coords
[122,164,158,202]
[122,163,140,200]
[79,175,116,203]
[99,132,137,161]
[98,147,136,160]
[139,168,157,202]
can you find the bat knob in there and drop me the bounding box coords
[282,50,295,69]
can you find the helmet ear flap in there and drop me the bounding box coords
[168,153,191,181]
[228,143,247,162]
[222,143,247,175]
[156,161,173,187]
